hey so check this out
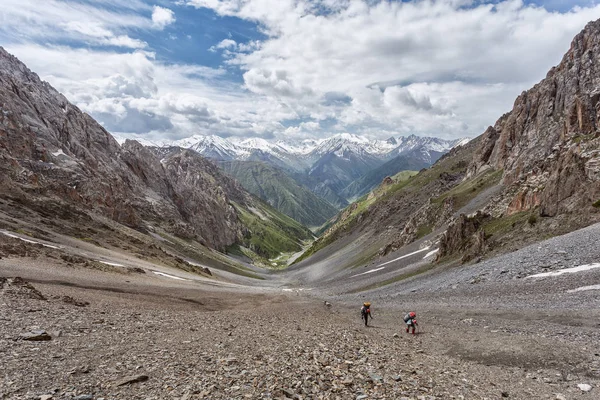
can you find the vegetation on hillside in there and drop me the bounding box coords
[232,199,315,265]
[341,151,441,201]
[218,161,339,228]
[293,170,418,264]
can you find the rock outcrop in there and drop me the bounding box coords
[469,19,600,217]
[161,149,246,248]
[438,212,491,263]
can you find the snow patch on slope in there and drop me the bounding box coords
[526,263,600,278]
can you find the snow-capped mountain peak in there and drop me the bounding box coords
[238,137,276,152]
[154,133,469,171]
[275,138,322,155]
[452,138,471,149]
[171,134,247,160]
[390,135,463,156]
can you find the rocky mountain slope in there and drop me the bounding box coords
[296,18,600,272]
[2,216,600,399]
[468,19,600,219]
[289,171,350,209]
[302,134,461,205]
[217,160,339,228]
[0,46,312,266]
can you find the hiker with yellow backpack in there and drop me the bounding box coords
[360,302,373,326]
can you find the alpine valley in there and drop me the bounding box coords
[1,12,600,400]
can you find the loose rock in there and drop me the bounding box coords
[20,330,52,341]
[114,375,149,387]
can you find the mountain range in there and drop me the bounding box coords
[159,132,466,173]
[145,132,467,217]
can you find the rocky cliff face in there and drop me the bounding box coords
[118,142,248,249]
[161,149,247,248]
[407,19,600,262]
[437,212,491,263]
[0,47,146,227]
[470,19,600,217]
[0,47,306,254]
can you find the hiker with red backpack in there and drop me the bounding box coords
[361,302,373,326]
[403,311,418,334]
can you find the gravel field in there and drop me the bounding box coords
[2,224,600,399]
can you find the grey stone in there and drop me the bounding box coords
[73,395,93,400]
[20,330,51,341]
[368,372,382,382]
[114,374,149,387]
[577,383,592,392]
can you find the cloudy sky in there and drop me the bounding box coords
[1,0,599,142]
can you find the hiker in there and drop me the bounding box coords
[361,302,372,326]
[403,311,418,334]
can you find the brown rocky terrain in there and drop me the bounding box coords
[2,253,599,400]
[1,198,599,400]
[469,19,600,218]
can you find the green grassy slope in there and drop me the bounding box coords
[231,197,315,265]
[293,139,486,267]
[293,170,419,264]
[341,151,440,202]
[218,161,339,228]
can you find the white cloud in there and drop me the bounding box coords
[0,0,153,48]
[5,43,296,140]
[59,21,147,48]
[102,35,147,49]
[185,0,600,139]
[283,121,321,139]
[209,38,237,52]
[217,39,237,49]
[243,69,314,98]
[237,40,261,52]
[2,0,600,142]
[152,6,176,29]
